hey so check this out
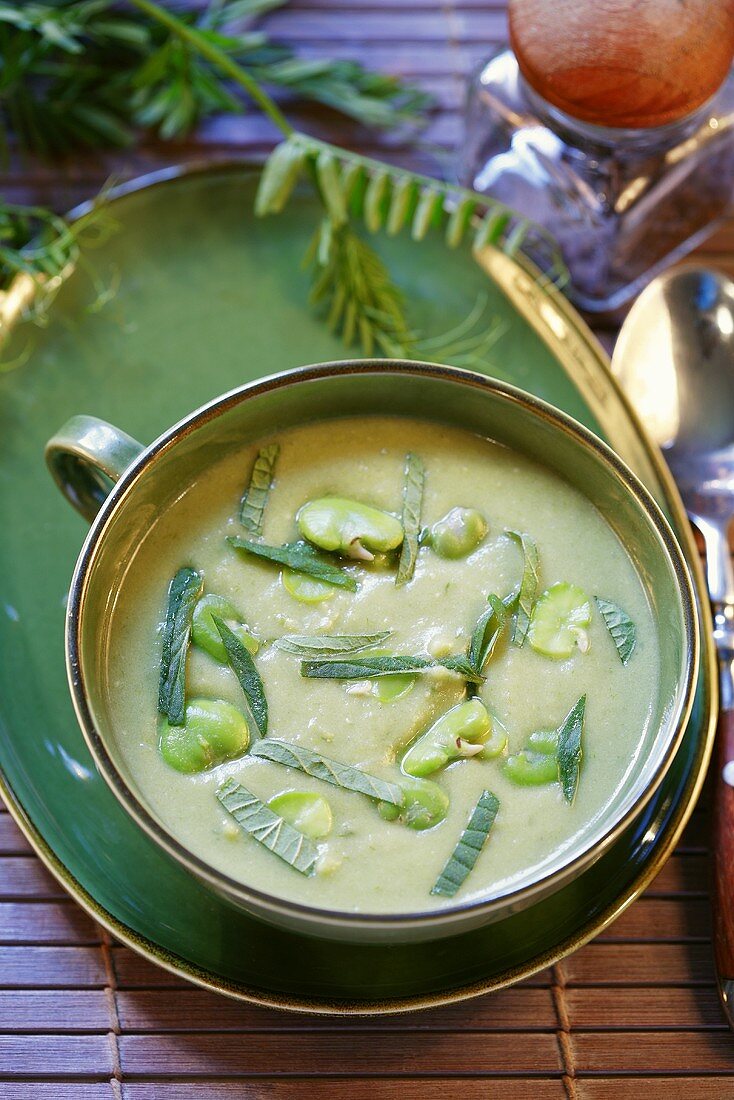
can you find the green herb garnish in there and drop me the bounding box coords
[227,537,357,591]
[212,617,268,739]
[431,790,500,898]
[250,739,404,806]
[468,594,508,674]
[556,696,586,804]
[595,597,636,665]
[395,452,424,586]
[300,654,484,684]
[275,632,392,657]
[239,443,279,535]
[158,567,204,726]
[216,777,318,876]
[505,530,539,645]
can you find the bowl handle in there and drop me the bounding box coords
[45,415,145,523]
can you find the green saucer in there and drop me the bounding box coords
[0,165,715,1012]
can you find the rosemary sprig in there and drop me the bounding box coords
[0,0,430,161]
[255,131,565,358]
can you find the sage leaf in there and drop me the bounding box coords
[227,537,357,591]
[468,593,508,673]
[557,695,586,804]
[595,597,636,665]
[250,739,404,806]
[396,452,425,587]
[506,530,540,645]
[216,777,317,876]
[301,654,484,684]
[158,567,204,726]
[439,654,487,683]
[239,443,279,535]
[275,631,392,657]
[431,790,500,897]
[212,616,268,739]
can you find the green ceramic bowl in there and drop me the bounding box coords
[45,359,698,944]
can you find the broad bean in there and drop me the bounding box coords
[503,749,558,785]
[159,698,250,773]
[297,497,404,561]
[282,568,336,604]
[378,777,449,830]
[192,594,259,663]
[528,582,591,659]
[428,507,488,559]
[402,698,492,777]
[268,790,333,838]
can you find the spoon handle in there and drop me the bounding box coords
[713,698,734,1025]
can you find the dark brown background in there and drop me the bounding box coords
[2,0,734,1095]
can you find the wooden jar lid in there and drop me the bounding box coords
[509,0,734,129]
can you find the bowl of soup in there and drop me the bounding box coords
[46,360,698,943]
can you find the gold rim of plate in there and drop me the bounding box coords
[0,160,718,1014]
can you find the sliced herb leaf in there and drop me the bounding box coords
[239,443,279,535]
[556,695,586,804]
[439,654,487,682]
[158,566,204,726]
[275,631,392,657]
[216,777,317,876]
[250,739,404,806]
[468,593,508,673]
[396,452,424,586]
[301,654,484,684]
[212,616,268,739]
[431,790,500,897]
[227,536,357,591]
[506,530,539,645]
[595,597,636,665]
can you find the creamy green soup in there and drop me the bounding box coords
[105,416,659,913]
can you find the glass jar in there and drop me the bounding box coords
[460,1,734,315]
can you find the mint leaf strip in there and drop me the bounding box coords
[275,631,392,657]
[158,566,204,726]
[301,654,483,684]
[250,739,404,806]
[431,790,500,897]
[213,616,268,739]
[396,452,424,586]
[217,777,317,875]
[557,695,586,804]
[240,443,279,535]
[595,597,636,665]
[505,531,539,645]
[228,537,357,590]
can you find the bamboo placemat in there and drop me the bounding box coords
[2,0,734,1092]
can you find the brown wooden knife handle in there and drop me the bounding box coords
[713,707,734,988]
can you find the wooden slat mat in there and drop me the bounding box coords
[2,0,734,1092]
[1,793,730,1095]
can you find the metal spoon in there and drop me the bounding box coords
[612,264,734,1027]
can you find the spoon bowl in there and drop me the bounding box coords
[614,264,734,454]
